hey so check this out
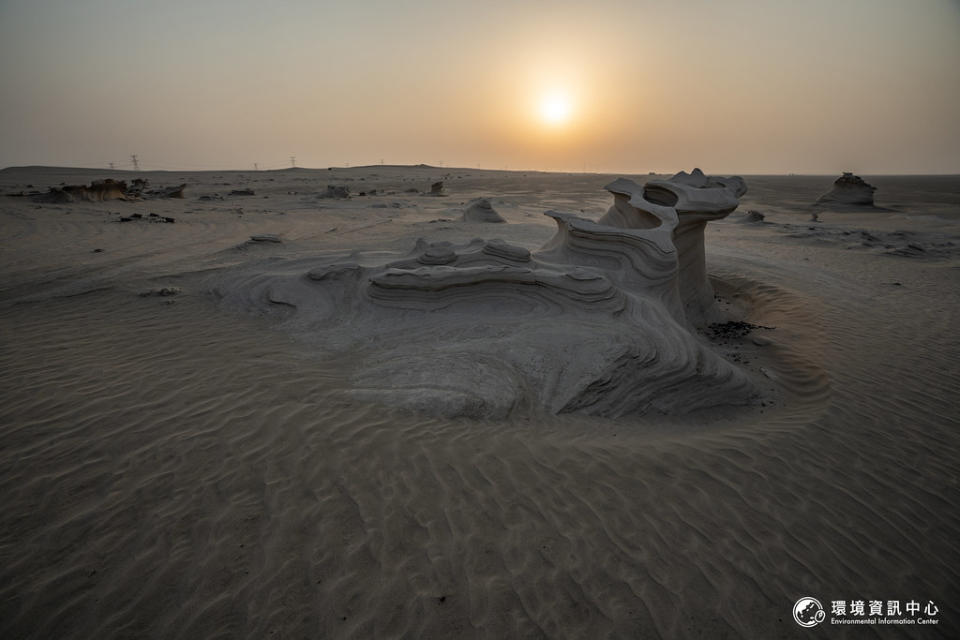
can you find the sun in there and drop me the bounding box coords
[539,91,573,126]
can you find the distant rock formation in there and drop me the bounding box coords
[320,185,350,199]
[36,179,129,203]
[32,178,186,202]
[816,172,876,206]
[217,169,756,420]
[462,198,505,223]
[430,181,444,195]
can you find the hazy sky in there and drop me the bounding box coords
[1,0,959,173]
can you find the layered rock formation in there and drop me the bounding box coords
[816,172,876,206]
[217,169,755,419]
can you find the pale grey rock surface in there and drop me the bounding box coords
[216,169,754,419]
[462,198,505,223]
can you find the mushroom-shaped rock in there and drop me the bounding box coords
[598,168,746,324]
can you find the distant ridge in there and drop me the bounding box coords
[3,165,959,177]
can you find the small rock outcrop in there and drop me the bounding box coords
[462,198,505,223]
[151,184,186,199]
[816,172,876,206]
[320,185,350,199]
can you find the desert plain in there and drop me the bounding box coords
[0,165,958,638]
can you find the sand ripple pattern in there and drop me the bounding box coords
[2,170,958,638]
[2,289,958,639]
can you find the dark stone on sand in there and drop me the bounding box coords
[706,321,774,340]
[139,286,181,297]
[229,189,256,196]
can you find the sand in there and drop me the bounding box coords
[1,165,958,638]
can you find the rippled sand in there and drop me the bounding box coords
[1,166,958,638]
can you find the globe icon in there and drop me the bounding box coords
[793,597,826,627]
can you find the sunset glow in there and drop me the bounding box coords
[0,1,957,172]
[538,92,573,126]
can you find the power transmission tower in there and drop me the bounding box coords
[131,154,139,171]
[254,163,258,171]
[290,156,296,168]
[109,162,115,170]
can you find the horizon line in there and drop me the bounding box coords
[3,163,960,178]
